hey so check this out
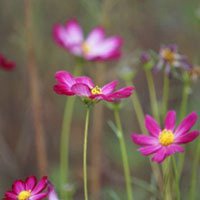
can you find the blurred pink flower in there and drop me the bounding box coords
[53,70,134,103]
[47,182,59,200]
[131,110,199,163]
[4,176,48,200]
[0,53,16,71]
[53,19,123,61]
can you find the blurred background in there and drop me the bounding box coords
[0,0,200,199]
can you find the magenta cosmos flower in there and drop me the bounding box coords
[154,44,192,74]
[4,176,48,200]
[53,19,122,61]
[53,70,134,103]
[131,110,200,163]
[0,53,16,71]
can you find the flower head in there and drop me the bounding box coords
[53,70,134,104]
[154,44,192,74]
[53,19,122,61]
[131,110,199,163]
[4,176,48,200]
[0,53,16,71]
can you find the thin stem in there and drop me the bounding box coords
[145,69,160,124]
[83,107,90,200]
[126,80,147,134]
[172,156,180,200]
[60,65,82,199]
[114,108,133,200]
[189,141,200,200]
[177,78,190,179]
[162,74,169,118]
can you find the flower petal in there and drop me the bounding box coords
[47,182,59,200]
[55,71,75,87]
[102,80,118,95]
[164,110,176,131]
[145,115,161,137]
[12,180,25,194]
[175,112,198,137]
[74,76,94,89]
[85,27,105,47]
[86,36,123,61]
[151,147,166,163]
[139,145,161,156]
[4,191,17,199]
[25,176,37,191]
[71,83,91,97]
[131,134,158,145]
[30,192,48,200]
[165,144,184,156]
[175,130,200,144]
[53,84,74,96]
[31,176,47,195]
[105,86,134,102]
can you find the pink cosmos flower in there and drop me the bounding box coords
[53,19,122,61]
[0,53,16,71]
[131,110,200,163]
[47,182,59,200]
[4,176,48,200]
[53,70,134,103]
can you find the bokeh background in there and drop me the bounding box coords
[1,0,200,199]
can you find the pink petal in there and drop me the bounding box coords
[85,36,123,60]
[145,115,161,137]
[164,110,176,131]
[25,176,37,191]
[30,192,48,200]
[54,71,75,87]
[106,86,134,102]
[31,176,47,195]
[175,130,200,144]
[102,80,118,95]
[165,144,184,156]
[4,191,17,199]
[175,112,198,137]
[71,83,91,97]
[151,147,166,163]
[74,76,94,89]
[12,180,25,194]
[131,134,158,145]
[85,27,105,47]
[53,84,75,96]
[139,145,161,156]
[47,182,59,200]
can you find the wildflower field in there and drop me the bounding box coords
[1,0,200,200]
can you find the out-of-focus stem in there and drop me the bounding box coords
[126,80,147,134]
[24,0,47,176]
[145,69,160,124]
[114,108,133,200]
[162,74,169,118]
[189,140,200,200]
[172,156,180,200]
[83,107,91,200]
[60,65,81,199]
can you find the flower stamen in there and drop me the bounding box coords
[161,48,175,63]
[18,190,31,200]
[91,86,102,95]
[82,42,90,54]
[159,129,174,146]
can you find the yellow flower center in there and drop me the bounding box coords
[161,48,175,63]
[18,190,31,200]
[82,42,90,54]
[159,129,174,146]
[91,86,102,95]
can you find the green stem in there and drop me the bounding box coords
[114,108,133,200]
[172,156,180,200]
[145,69,160,124]
[83,107,90,200]
[126,80,147,134]
[60,65,82,199]
[162,74,169,118]
[189,141,200,200]
[177,79,190,179]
